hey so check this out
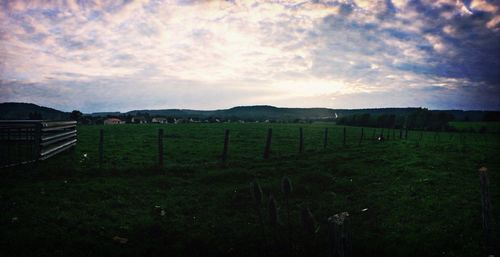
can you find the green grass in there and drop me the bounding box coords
[449,121,500,133]
[1,123,499,257]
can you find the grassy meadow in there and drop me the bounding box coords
[1,122,499,257]
[449,121,500,133]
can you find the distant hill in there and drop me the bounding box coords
[89,112,122,117]
[92,105,339,120]
[90,105,498,122]
[0,102,69,120]
[1,102,498,122]
[216,106,336,120]
[124,105,338,120]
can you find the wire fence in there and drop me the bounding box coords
[67,123,500,170]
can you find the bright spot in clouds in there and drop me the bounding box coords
[0,0,499,112]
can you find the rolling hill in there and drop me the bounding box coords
[0,102,69,120]
[0,102,498,122]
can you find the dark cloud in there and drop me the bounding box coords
[1,0,499,111]
[309,0,499,110]
[404,0,500,84]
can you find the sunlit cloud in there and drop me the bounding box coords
[0,0,499,112]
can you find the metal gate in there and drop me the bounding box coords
[0,120,77,167]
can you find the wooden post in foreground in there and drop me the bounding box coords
[34,123,42,160]
[416,130,423,147]
[263,128,272,159]
[98,129,104,168]
[328,212,351,257]
[358,128,364,146]
[158,129,164,167]
[222,129,230,163]
[299,127,304,153]
[323,128,328,149]
[343,127,346,146]
[479,167,495,256]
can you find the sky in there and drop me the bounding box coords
[0,0,499,112]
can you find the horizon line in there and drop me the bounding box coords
[2,102,500,114]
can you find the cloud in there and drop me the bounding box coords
[0,0,499,112]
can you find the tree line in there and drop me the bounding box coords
[336,108,455,131]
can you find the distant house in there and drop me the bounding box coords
[132,116,147,124]
[152,117,167,124]
[104,118,125,125]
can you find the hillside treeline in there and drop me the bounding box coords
[336,108,455,131]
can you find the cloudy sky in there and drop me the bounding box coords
[0,0,499,112]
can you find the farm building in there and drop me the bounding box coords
[104,118,125,125]
[152,117,167,124]
[131,116,147,124]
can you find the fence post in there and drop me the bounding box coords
[479,167,494,256]
[358,128,363,146]
[6,127,11,165]
[324,128,328,149]
[34,122,42,161]
[372,128,376,140]
[98,129,104,168]
[158,129,164,167]
[222,129,230,163]
[399,128,403,139]
[328,212,351,257]
[263,128,272,159]
[343,127,346,146]
[416,130,423,147]
[299,127,304,153]
[405,127,408,139]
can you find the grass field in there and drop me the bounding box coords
[1,122,499,257]
[449,121,500,133]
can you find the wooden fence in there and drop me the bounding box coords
[0,120,77,167]
[94,125,489,168]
